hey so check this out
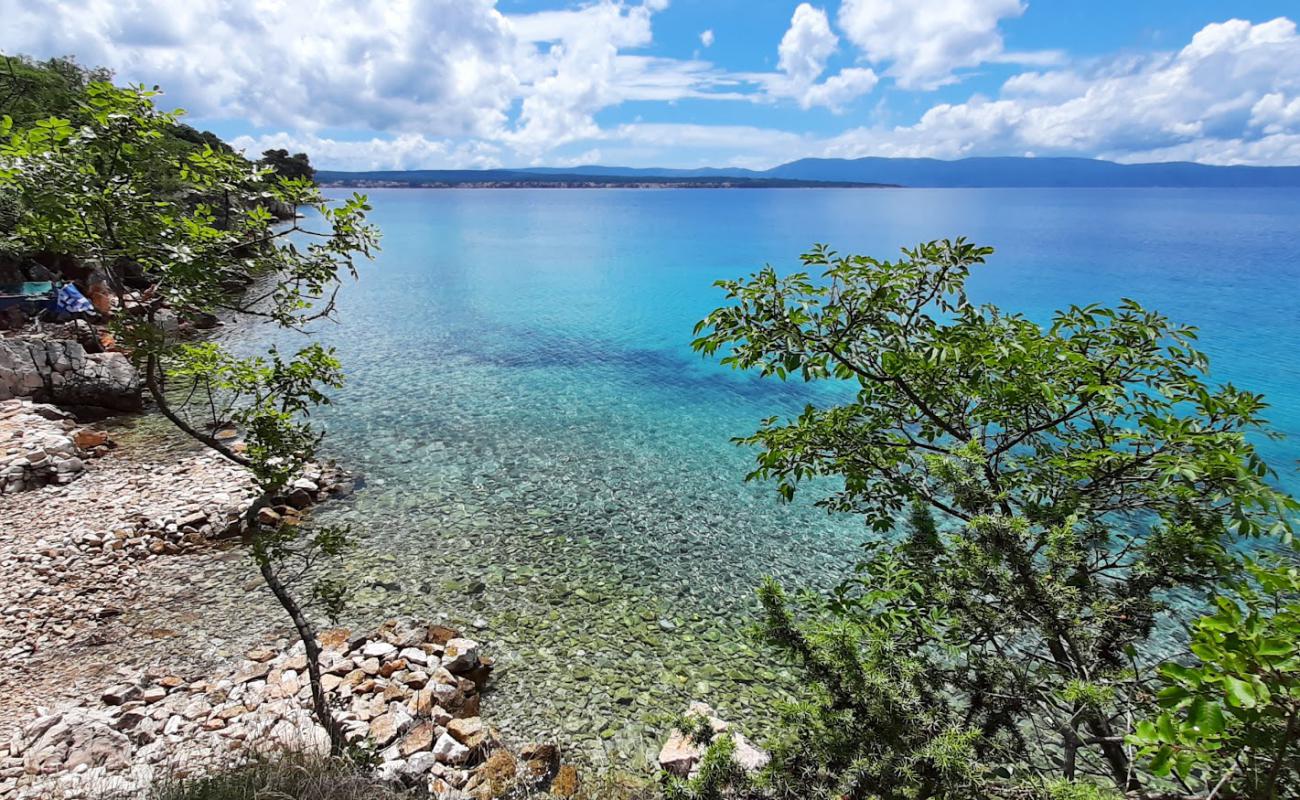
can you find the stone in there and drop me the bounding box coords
[471,749,517,797]
[23,715,132,775]
[405,750,438,776]
[460,663,492,692]
[657,729,699,778]
[72,429,109,449]
[440,639,480,673]
[379,658,407,678]
[362,640,397,659]
[410,688,435,716]
[519,742,560,786]
[318,627,351,651]
[234,662,270,684]
[101,684,141,706]
[382,684,408,703]
[428,682,462,711]
[730,732,770,773]
[426,624,459,645]
[432,732,470,765]
[446,717,485,749]
[399,722,435,757]
[399,647,429,666]
[0,338,142,411]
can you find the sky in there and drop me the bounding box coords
[4,0,1300,171]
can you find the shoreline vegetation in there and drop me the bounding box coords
[3,53,1299,800]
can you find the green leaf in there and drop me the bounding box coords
[1156,713,1178,742]
[1186,698,1225,735]
[1150,744,1175,777]
[1257,637,1293,658]
[1223,675,1258,709]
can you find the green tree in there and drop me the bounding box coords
[0,53,112,129]
[1131,558,1300,799]
[260,148,316,183]
[0,81,378,754]
[693,240,1297,798]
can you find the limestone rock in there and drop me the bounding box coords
[0,337,142,411]
[441,638,480,673]
[432,732,470,765]
[657,729,700,778]
[399,722,435,757]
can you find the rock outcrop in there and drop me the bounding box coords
[658,701,769,780]
[0,400,106,494]
[0,337,142,412]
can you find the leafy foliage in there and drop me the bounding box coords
[1131,558,1300,799]
[0,53,236,179]
[1,77,377,754]
[693,240,1297,798]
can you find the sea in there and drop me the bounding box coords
[225,187,1300,768]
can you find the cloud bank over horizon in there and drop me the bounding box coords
[3,0,1299,170]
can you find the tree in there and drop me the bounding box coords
[0,81,378,755]
[260,148,316,183]
[1131,557,1300,799]
[0,53,112,129]
[692,240,1297,798]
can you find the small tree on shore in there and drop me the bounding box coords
[693,240,1297,799]
[1,82,378,754]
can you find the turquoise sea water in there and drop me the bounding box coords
[237,188,1300,767]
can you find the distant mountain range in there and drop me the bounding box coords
[318,156,1300,189]
[313,169,892,189]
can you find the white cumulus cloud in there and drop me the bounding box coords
[823,17,1300,165]
[766,3,878,110]
[838,0,1031,89]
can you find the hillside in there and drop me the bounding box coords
[323,156,1300,189]
[315,169,892,189]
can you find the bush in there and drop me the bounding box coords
[694,240,1297,798]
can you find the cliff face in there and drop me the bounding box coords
[0,337,142,412]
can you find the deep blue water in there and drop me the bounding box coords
[244,187,1300,765]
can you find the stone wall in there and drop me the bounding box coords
[0,337,142,412]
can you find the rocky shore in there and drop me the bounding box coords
[0,395,602,799]
[6,618,585,800]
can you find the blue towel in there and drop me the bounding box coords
[55,283,94,314]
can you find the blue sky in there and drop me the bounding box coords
[4,1,1300,169]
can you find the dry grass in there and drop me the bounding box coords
[88,750,671,800]
[139,751,416,800]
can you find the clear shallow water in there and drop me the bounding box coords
[232,188,1300,768]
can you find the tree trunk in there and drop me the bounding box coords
[241,497,347,758]
[258,551,347,756]
[1085,713,1137,792]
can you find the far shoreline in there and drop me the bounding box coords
[319,180,900,189]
